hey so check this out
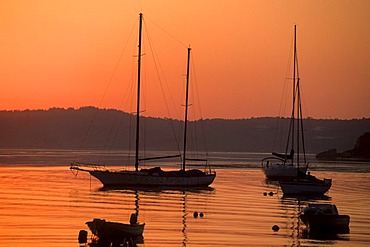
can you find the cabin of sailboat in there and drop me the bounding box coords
[70,13,216,187]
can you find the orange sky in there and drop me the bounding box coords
[0,0,369,120]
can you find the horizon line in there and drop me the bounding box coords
[1,106,369,121]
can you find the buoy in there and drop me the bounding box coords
[272,225,280,232]
[268,191,274,196]
[193,211,198,218]
[263,192,267,196]
[199,212,204,217]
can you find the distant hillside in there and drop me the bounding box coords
[317,132,370,161]
[0,107,369,153]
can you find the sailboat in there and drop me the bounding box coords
[70,13,216,187]
[261,27,308,180]
[261,150,307,179]
[278,25,331,195]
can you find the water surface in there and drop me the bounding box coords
[0,150,369,246]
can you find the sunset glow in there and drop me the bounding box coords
[0,0,369,119]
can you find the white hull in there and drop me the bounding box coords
[280,179,332,195]
[89,170,216,187]
[262,165,307,179]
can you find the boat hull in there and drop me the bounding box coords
[300,215,350,233]
[89,170,216,187]
[262,165,307,179]
[86,218,145,239]
[280,179,332,195]
[261,157,307,179]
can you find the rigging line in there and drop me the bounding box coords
[127,111,133,169]
[299,83,315,155]
[120,58,138,168]
[273,37,294,152]
[190,52,209,155]
[294,46,307,163]
[143,21,181,153]
[102,110,126,164]
[287,28,299,157]
[143,14,188,49]
[188,80,201,158]
[101,72,136,162]
[101,117,127,165]
[297,79,307,163]
[190,52,203,118]
[99,20,138,111]
[98,23,139,163]
[284,76,295,157]
[74,21,137,161]
[144,20,181,119]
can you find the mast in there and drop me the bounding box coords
[292,25,299,168]
[182,47,191,171]
[135,13,143,172]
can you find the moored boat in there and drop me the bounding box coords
[260,25,311,180]
[271,25,332,194]
[83,166,216,187]
[261,155,307,180]
[300,204,350,233]
[280,173,332,195]
[70,13,215,187]
[86,215,145,240]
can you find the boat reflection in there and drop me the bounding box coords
[281,194,331,201]
[91,186,214,246]
[182,191,188,246]
[85,234,144,247]
[301,228,350,241]
[98,185,214,193]
[84,186,215,246]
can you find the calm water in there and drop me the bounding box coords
[0,150,370,246]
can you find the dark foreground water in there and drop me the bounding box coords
[0,150,370,246]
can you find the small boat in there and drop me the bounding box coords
[300,204,350,233]
[86,214,145,240]
[70,13,215,187]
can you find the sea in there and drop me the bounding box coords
[0,149,370,247]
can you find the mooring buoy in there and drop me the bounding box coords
[272,225,280,232]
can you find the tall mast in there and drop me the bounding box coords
[293,25,299,169]
[135,13,143,172]
[182,47,191,171]
[292,25,297,166]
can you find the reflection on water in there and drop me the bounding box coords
[301,229,350,241]
[87,235,144,247]
[182,191,188,247]
[87,186,214,247]
[0,152,370,246]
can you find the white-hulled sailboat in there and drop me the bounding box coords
[277,25,331,195]
[261,25,308,180]
[70,13,215,187]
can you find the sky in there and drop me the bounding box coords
[0,0,369,120]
